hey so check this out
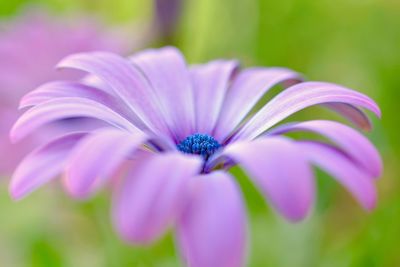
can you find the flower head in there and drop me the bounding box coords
[10,47,382,267]
[0,10,126,175]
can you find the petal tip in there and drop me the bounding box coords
[286,216,306,223]
[56,57,73,70]
[19,94,35,109]
[64,186,90,200]
[9,128,20,144]
[363,193,377,212]
[62,174,92,200]
[56,52,89,69]
[9,184,26,201]
[282,208,311,223]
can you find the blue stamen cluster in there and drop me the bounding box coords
[177,133,221,159]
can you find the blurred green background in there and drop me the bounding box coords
[0,0,399,266]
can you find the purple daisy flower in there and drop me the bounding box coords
[10,47,382,267]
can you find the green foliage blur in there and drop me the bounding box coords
[0,0,399,266]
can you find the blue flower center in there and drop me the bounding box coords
[177,133,221,159]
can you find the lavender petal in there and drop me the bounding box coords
[190,60,239,135]
[10,133,86,200]
[232,81,381,141]
[268,120,382,178]
[224,136,315,222]
[177,171,246,267]
[112,152,202,244]
[58,52,171,136]
[215,67,302,141]
[11,97,139,143]
[298,141,377,210]
[64,128,147,198]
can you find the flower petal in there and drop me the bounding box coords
[64,128,147,198]
[298,141,377,210]
[177,171,246,267]
[112,152,202,244]
[224,136,314,221]
[20,81,147,130]
[11,97,138,143]
[268,120,382,178]
[215,67,302,141]
[130,47,195,140]
[323,103,372,131]
[10,133,86,200]
[190,60,239,134]
[20,81,112,107]
[232,81,381,141]
[58,52,170,136]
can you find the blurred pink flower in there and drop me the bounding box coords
[10,47,382,267]
[0,10,127,175]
